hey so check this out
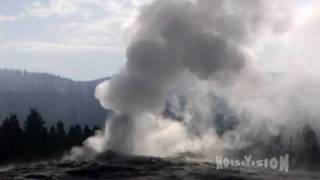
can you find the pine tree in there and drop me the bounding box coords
[0,122,5,162]
[93,125,101,132]
[56,121,66,151]
[1,114,23,160]
[49,126,58,153]
[24,109,46,157]
[49,126,57,139]
[83,125,94,141]
[67,124,84,147]
[74,124,83,146]
[41,127,50,155]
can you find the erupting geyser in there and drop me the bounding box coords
[71,0,320,167]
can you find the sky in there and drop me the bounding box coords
[0,0,153,80]
[0,0,314,81]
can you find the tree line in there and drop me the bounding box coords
[0,109,100,164]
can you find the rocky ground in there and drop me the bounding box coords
[0,152,319,180]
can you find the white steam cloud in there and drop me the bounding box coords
[69,0,320,163]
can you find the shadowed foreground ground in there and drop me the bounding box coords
[0,151,319,180]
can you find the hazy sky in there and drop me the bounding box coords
[0,0,312,80]
[0,0,153,80]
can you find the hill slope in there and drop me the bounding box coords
[0,69,110,127]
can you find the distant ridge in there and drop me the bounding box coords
[0,69,111,127]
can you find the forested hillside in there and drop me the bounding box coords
[0,69,110,126]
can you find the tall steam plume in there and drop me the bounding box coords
[71,0,320,163]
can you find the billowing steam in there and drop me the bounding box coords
[70,0,320,165]
[97,0,292,116]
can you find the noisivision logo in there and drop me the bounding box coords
[216,154,289,172]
